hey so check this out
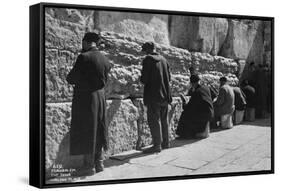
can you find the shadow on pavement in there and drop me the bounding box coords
[210,128,230,133]
[241,117,271,127]
[104,138,201,168]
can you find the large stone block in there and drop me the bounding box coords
[97,11,169,45]
[45,14,85,53]
[45,103,82,178]
[46,8,94,25]
[106,99,139,155]
[108,18,169,45]
[169,16,228,55]
[45,49,75,102]
[219,20,264,62]
[45,99,138,178]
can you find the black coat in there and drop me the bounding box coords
[176,85,214,137]
[140,52,172,106]
[242,85,256,108]
[233,87,246,111]
[67,47,111,155]
[253,67,268,114]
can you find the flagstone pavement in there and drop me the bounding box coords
[48,117,272,184]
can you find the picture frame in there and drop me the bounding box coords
[30,2,274,188]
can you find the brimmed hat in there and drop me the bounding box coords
[141,41,155,52]
[82,31,100,43]
[190,74,200,83]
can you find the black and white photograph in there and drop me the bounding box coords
[28,1,274,189]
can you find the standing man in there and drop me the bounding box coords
[67,32,111,175]
[140,42,172,153]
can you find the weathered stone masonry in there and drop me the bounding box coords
[44,10,246,178]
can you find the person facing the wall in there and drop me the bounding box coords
[232,86,247,125]
[66,31,111,175]
[213,76,235,128]
[241,79,256,121]
[140,41,172,153]
[188,66,218,100]
[176,74,214,139]
[252,64,268,118]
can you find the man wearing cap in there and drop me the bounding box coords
[187,66,218,100]
[213,76,235,127]
[67,32,111,175]
[176,74,214,139]
[140,41,172,153]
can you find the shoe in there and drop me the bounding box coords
[161,142,170,149]
[195,132,209,139]
[95,160,104,173]
[142,145,161,153]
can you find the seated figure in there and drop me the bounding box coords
[241,79,256,121]
[176,74,214,139]
[232,86,247,125]
[213,77,235,128]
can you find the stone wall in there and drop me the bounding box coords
[46,7,271,67]
[46,8,169,45]
[169,17,272,78]
[45,8,243,178]
[169,16,229,55]
[45,14,238,102]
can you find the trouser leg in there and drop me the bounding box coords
[94,126,104,172]
[160,105,169,146]
[94,126,104,160]
[147,104,161,147]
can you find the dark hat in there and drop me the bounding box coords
[189,66,195,72]
[82,31,100,43]
[141,41,155,52]
[190,74,200,83]
[250,61,255,66]
[219,76,227,82]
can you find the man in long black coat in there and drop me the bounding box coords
[176,75,214,139]
[66,32,111,175]
[140,42,172,153]
[252,64,268,118]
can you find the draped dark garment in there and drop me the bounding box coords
[252,67,268,117]
[176,85,214,138]
[233,87,246,111]
[140,52,172,106]
[242,85,256,108]
[67,47,111,155]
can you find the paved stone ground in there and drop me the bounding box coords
[47,118,271,184]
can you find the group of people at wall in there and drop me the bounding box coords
[66,31,272,176]
[176,62,271,140]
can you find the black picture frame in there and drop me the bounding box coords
[30,2,274,188]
